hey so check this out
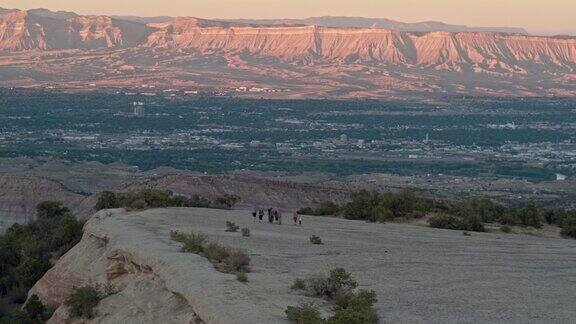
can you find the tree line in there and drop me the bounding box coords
[298,190,576,238]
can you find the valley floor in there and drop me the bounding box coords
[33,207,576,323]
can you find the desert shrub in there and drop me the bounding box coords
[287,270,378,324]
[329,289,379,324]
[213,194,241,210]
[327,268,358,295]
[291,278,306,290]
[299,268,358,300]
[457,215,485,232]
[169,230,188,243]
[310,235,323,245]
[35,201,72,220]
[428,214,485,232]
[241,228,251,237]
[96,189,238,211]
[501,204,543,228]
[24,294,46,320]
[95,191,120,210]
[0,201,82,315]
[428,214,460,230]
[317,201,341,216]
[343,189,436,223]
[299,201,341,217]
[170,232,251,276]
[203,243,230,263]
[225,221,239,232]
[343,190,380,220]
[64,286,101,319]
[450,198,505,223]
[0,309,40,324]
[560,215,576,239]
[500,225,512,233]
[285,303,324,324]
[297,207,315,215]
[329,306,378,324]
[236,272,248,283]
[126,199,147,211]
[220,249,251,274]
[170,231,208,254]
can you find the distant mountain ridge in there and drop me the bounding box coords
[225,16,529,35]
[0,8,574,97]
[0,8,150,50]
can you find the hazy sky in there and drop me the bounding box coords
[1,0,574,35]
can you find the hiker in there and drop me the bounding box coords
[274,209,279,223]
[268,209,274,224]
[293,212,298,225]
[298,214,303,226]
[278,210,282,224]
[258,209,264,222]
[252,208,257,222]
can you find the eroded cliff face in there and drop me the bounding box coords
[0,10,149,50]
[145,21,576,75]
[0,10,575,96]
[28,209,204,323]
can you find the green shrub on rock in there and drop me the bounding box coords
[225,221,239,232]
[285,303,324,324]
[64,286,102,319]
[428,214,485,232]
[310,235,323,245]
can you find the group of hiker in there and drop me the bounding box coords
[252,207,302,225]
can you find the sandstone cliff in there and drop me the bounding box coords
[29,207,576,323]
[0,9,149,51]
[0,9,575,96]
[145,21,576,75]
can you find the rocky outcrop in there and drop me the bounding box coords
[28,209,205,323]
[29,207,576,323]
[0,9,150,51]
[145,22,576,75]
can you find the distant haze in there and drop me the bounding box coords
[0,0,574,36]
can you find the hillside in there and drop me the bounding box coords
[30,207,576,322]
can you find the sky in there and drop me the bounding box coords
[0,0,574,35]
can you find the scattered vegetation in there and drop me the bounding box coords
[285,303,323,324]
[560,216,576,239]
[298,201,341,216]
[241,228,251,237]
[24,295,47,321]
[64,286,102,319]
[291,278,306,290]
[500,225,512,234]
[170,231,208,254]
[0,202,83,319]
[428,214,485,232]
[287,268,378,323]
[225,221,240,233]
[299,190,436,222]
[309,235,323,245]
[170,231,250,277]
[96,189,240,211]
[236,272,248,283]
[299,190,576,237]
